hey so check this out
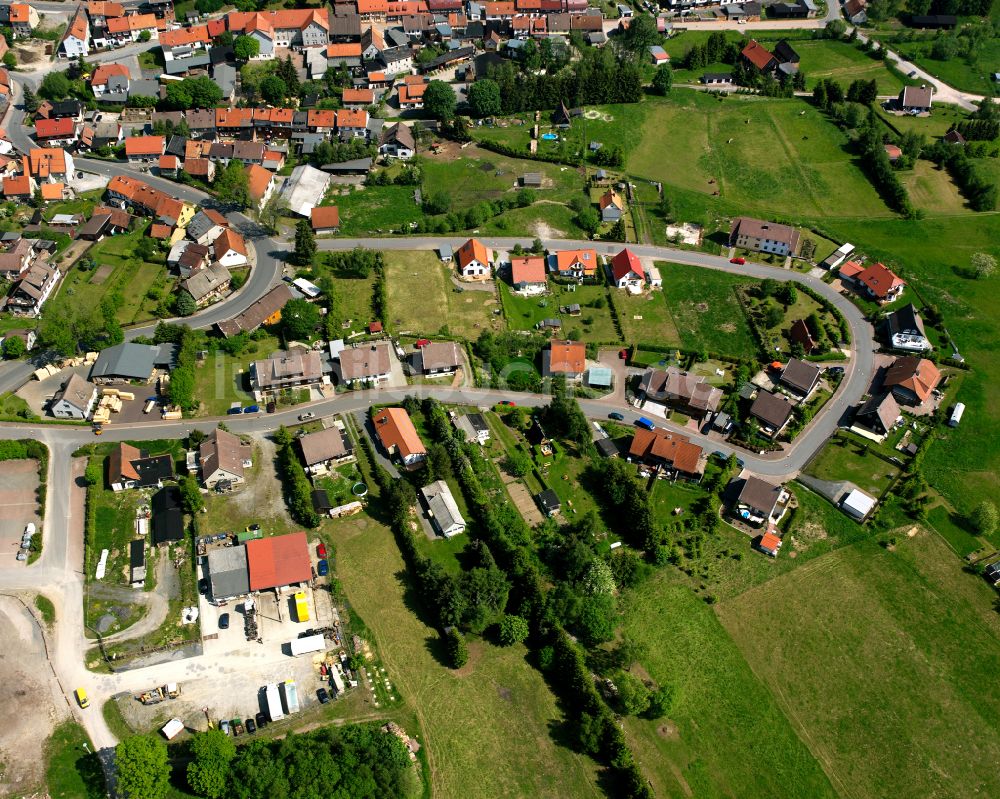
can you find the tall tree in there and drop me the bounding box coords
[424,80,456,121]
[186,730,237,799]
[280,298,320,340]
[116,735,170,799]
[468,78,502,117]
[294,218,316,266]
[233,34,259,61]
[651,64,673,95]
[215,160,250,209]
[260,75,288,105]
[39,71,70,101]
[619,14,660,56]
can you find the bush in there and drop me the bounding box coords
[445,627,468,668]
[497,614,530,646]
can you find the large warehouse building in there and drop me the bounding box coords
[205,531,312,602]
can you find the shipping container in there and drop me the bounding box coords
[265,683,284,722]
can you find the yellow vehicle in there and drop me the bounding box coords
[75,688,89,708]
[294,591,309,623]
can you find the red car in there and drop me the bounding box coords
[317,543,328,559]
[499,400,516,407]
[729,257,746,265]
[618,348,628,360]
[415,339,431,348]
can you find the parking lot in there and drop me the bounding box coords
[0,460,40,559]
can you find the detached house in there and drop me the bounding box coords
[310,205,340,234]
[854,392,900,438]
[50,373,98,420]
[379,122,415,159]
[733,475,784,526]
[779,358,821,399]
[741,39,777,73]
[373,406,427,466]
[212,229,248,268]
[899,85,932,113]
[729,216,800,256]
[542,339,586,381]
[628,426,705,480]
[415,341,462,376]
[7,261,58,316]
[108,442,174,492]
[883,356,940,405]
[886,303,931,352]
[125,136,165,165]
[456,238,492,280]
[245,163,276,210]
[598,188,623,223]
[510,255,546,293]
[551,248,598,280]
[838,260,905,304]
[3,3,39,37]
[749,389,794,436]
[58,6,91,58]
[34,117,78,147]
[182,262,230,307]
[610,248,644,290]
[251,351,325,397]
[638,367,722,418]
[199,428,253,490]
[298,426,354,475]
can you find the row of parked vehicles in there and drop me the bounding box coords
[15,523,35,562]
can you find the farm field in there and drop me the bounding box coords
[384,250,502,339]
[620,579,837,799]
[334,512,603,799]
[716,533,1000,799]
[804,436,901,498]
[653,261,758,359]
[628,91,893,220]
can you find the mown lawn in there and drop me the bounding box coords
[795,38,911,95]
[654,261,758,359]
[335,509,603,799]
[44,721,105,799]
[190,337,280,417]
[613,288,681,346]
[333,184,424,236]
[883,35,1000,96]
[620,579,838,799]
[384,250,502,339]
[925,503,981,557]
[500,281,619,342]
[804,436,900,498]
[716,532,1000,799]
[899,158,969,215]
[629,91,893,220]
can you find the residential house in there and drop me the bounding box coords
[379,122,415,159]
[279,164,330,217]
[749,389,794,435]
[251,351,325,397]
[510,255,546,293]
[729,216,800,256]
[34,117,78,147]
[3,3,39,37]
[542,339,586,381]
[0,327,33,351]
[310,205,340,234]
[537,488,561,517]
[326,41,363,67]
[779,358,821,399]
[844,0,867,23]
[456,238,492,280]
[6,260,58,316]
[773,39,799,66]
[610,248,644,290]
[372,406,427,466]
[854,392,900,438]
[109,442,174,492]
[182,262,231,307]
[454,412,490,445]
[186,209,228,246]
[150,486,184,544]
[638,367,722,418]
[421,479,466,537]
[741,39,777,73]
[106,13,157,44]
[628,425,705,480]
[416,341,461,375]
[551,248,599,280]
[0,239,32,280]
[227,9,331,55]
[839,260,905,303]
[885,303,931,352]
[336,108,369,138]
[49,373,98,420]
[883,356,940,405]
[216,283,293,337]
[789,318,817,354]
[199,428,253,489]
[76,206,131,240]
[337,341,392,385]
[2,173,32,202]
[298,426,354,475]
[59,6,91,58]
[245,163,276,210]
[899,85,932,113]
[598,189,624,223]
[342,88,375,108]
[733,475,783,526]
[212,229,248,268]
[184,157,216,183]
[89,342,176,384]
[90,63,130,97]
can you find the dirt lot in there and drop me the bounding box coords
[0,595,69,796]
[0,460,40,554]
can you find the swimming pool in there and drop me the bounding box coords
[540,133,559,141]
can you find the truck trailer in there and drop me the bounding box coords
[294,591,309,623]
[283,679,300,714]
[289,634,325,657]
[265,683,285,722]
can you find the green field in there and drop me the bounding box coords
[44,721,104,799]
[652,261,758,358]
[190,337,279,417]
[804,437,900,498]
[884,35,1000,96]
[384,250,503,339]
[926,503,982,556]
[47,221,172,326]
[333,184,425,236]
[613,288,681,345]
[335,512,602,799]
[500,281,619,342]
[900,158,969,214]
[794,38,911,95]
[621,579,838,799]
[716,533,1000,799]
[629,91,893,220]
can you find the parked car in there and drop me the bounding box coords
[246,524,261,533]
[198,578,208,594]
[75,688,89,708]
[298,412,315,421]
[415,339,431,348]
[499,400,516,407]
[245,718,256,734]
[218,613,230,630]
[317,559,329,577]
[16,550,26,561]
[24,523,35,536]
[619,348,628,359]
[226,406,242,415]
[730,257,746,265]
[220,720,231,735]
[243,405,260,414]
[255,712,268,729]
[608,412,625,421]
[636,417,655,430]
[317,543,328,559]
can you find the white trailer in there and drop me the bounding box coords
[265,683,284,722]
[949,403,965,427]
[161,718,184,740]
[330,664,345,694]
[283,679,300,714]
[290,634,326,657]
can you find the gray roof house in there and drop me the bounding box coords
[421,479,466,538]
[89,343,176,384]
[50,373,98,419]
[779,358,821,398]
[749,389,794,434]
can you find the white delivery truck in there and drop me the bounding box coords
[265,682,284,722]
[283,679,300,714]
[289,634,325,657]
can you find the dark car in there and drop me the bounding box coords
[317,688,330,704]
[218,613,230,630]
[245,718,257,734]
[608,412,624,421]
[226,406,242,415]
[317,559,329,577]
[255,712,268,729]
[198,578,208,594]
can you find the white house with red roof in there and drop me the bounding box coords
[610,248,644,291]
[456,238,492,280]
